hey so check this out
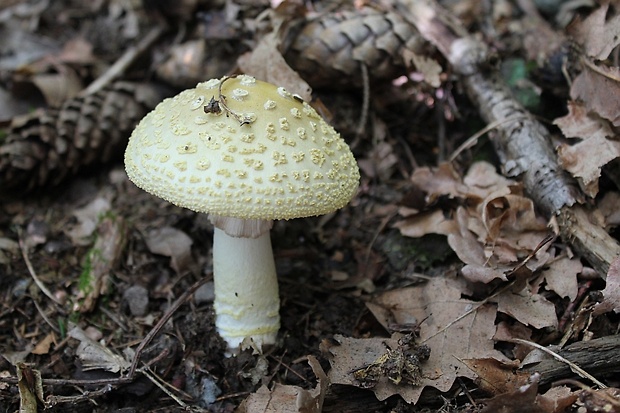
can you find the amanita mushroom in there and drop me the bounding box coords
[124,75,359,351]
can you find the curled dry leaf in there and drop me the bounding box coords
[398,162,552,284]
[16,362,44,412]
[28,69,83,108]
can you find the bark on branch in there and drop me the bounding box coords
[396,0,620,277]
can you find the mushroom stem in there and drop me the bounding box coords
[212,226,280,351]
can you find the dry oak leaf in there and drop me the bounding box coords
[238,32,312,102]
[569,1,620,60]
[495,287,558,329]
[540,255,581,301]
[555,100,620,197]
[394,209,457,238]
[571,63,620,128]
[409,161,514,203]
[461,358,529,395]
[449,200,549,285]
[399,161,550,284]
[478,373,577,413]
[236,356,327,413]
[493,321,533,361]
[350,276,508,404]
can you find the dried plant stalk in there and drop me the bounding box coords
[284,7,426,87]
[0,82,167,194]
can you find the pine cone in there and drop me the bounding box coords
[284,8,426,87]
[0,82,168,194]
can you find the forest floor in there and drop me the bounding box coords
[1,0,620,412]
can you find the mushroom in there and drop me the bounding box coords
[124,75,360,351]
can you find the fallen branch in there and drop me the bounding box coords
[521,335,620,386]
[396,0,620,277]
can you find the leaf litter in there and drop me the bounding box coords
[2,0,620,411]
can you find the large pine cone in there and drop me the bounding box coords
[284,7,426,87]
[0,82,168,195]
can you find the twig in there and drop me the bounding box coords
[554,379,620,406]
[395,0,620,278]
[356,62,370,138]
[449,115,527,162]
[139,367,188,408]
[268,353,310,383]
[506,338,607,389]
[31,297,60,333]
[421,234,553,343]
[17,229,63,306]
[80,25,166,97]
[45,384,113,407]
[204,75,250,126]
[126,276,211,378]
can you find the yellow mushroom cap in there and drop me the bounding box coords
[124,75,360,220]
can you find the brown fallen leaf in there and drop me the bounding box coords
[350,276,508,404]
[496,287,558,330]
[461,358,528,395]
[31,332,56,355]
[398,162,551,284]
[593,256,620,315]
[493,321,533,361]
[569,1,620,60]
[394,209,457,238]
[540,255,581,301]
[555,101,620,197]
[478,373,574,413]
[236,356,328,413]
[238,32,312,102]
[571,63,620,128]
[579,387,620,413]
